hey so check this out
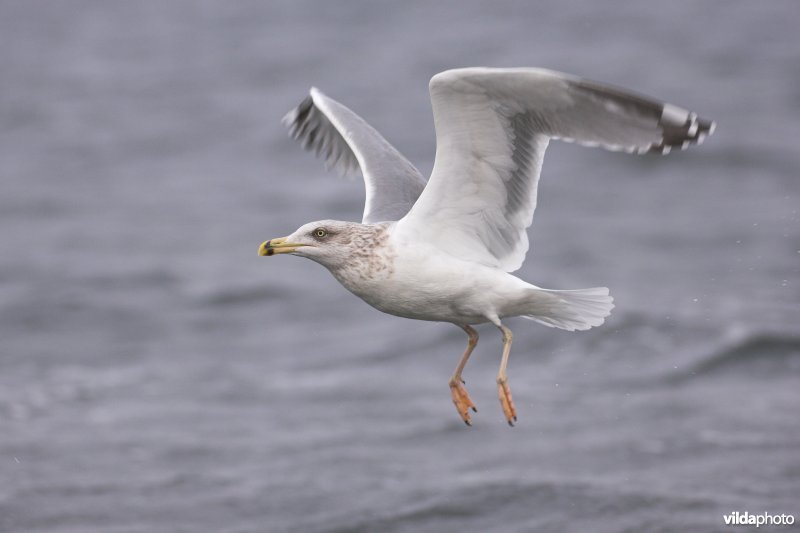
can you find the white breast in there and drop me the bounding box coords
[331,231,527,324]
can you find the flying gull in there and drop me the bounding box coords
[259,67,714,426]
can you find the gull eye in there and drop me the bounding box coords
[313,228,328,239]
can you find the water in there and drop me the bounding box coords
[1,1,799,531]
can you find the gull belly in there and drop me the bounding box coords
[328,228,530,325]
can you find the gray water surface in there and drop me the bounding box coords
[1,2,799,532]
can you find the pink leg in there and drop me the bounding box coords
[449,325,479,425]
[496,325,517,427]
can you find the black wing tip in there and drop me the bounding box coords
[282,95,314,134]
[649,105,716,155]
[281,94,360,177]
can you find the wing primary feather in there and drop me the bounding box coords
[282,88,427,223]
[283,94,360,177]
[396,67,714,272]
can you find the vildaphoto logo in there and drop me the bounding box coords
[723,511,795,527]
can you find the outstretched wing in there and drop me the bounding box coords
[283,88,427,223]
[396,67,715,272]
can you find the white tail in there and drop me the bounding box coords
[521,287,614,331]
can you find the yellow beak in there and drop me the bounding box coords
[258,236,307,256]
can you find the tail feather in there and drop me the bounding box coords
[522,287,614,332]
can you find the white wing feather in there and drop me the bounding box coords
[283,88,426,224]
[396,67,715,272]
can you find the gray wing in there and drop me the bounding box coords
[283,88,427,223]
[396,67,715,272]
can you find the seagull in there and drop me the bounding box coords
[259,68,714,426]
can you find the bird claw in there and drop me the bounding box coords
[497,378,517,427]
[450,379,477,426]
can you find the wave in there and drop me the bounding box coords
[669,332,800,383]
[0,364,151,422]
[318,478,717,533]
[80,268,180,291]
[200,284,297,307]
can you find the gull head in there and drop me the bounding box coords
[259,219,379,270]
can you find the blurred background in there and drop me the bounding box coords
[1,1,798,531]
